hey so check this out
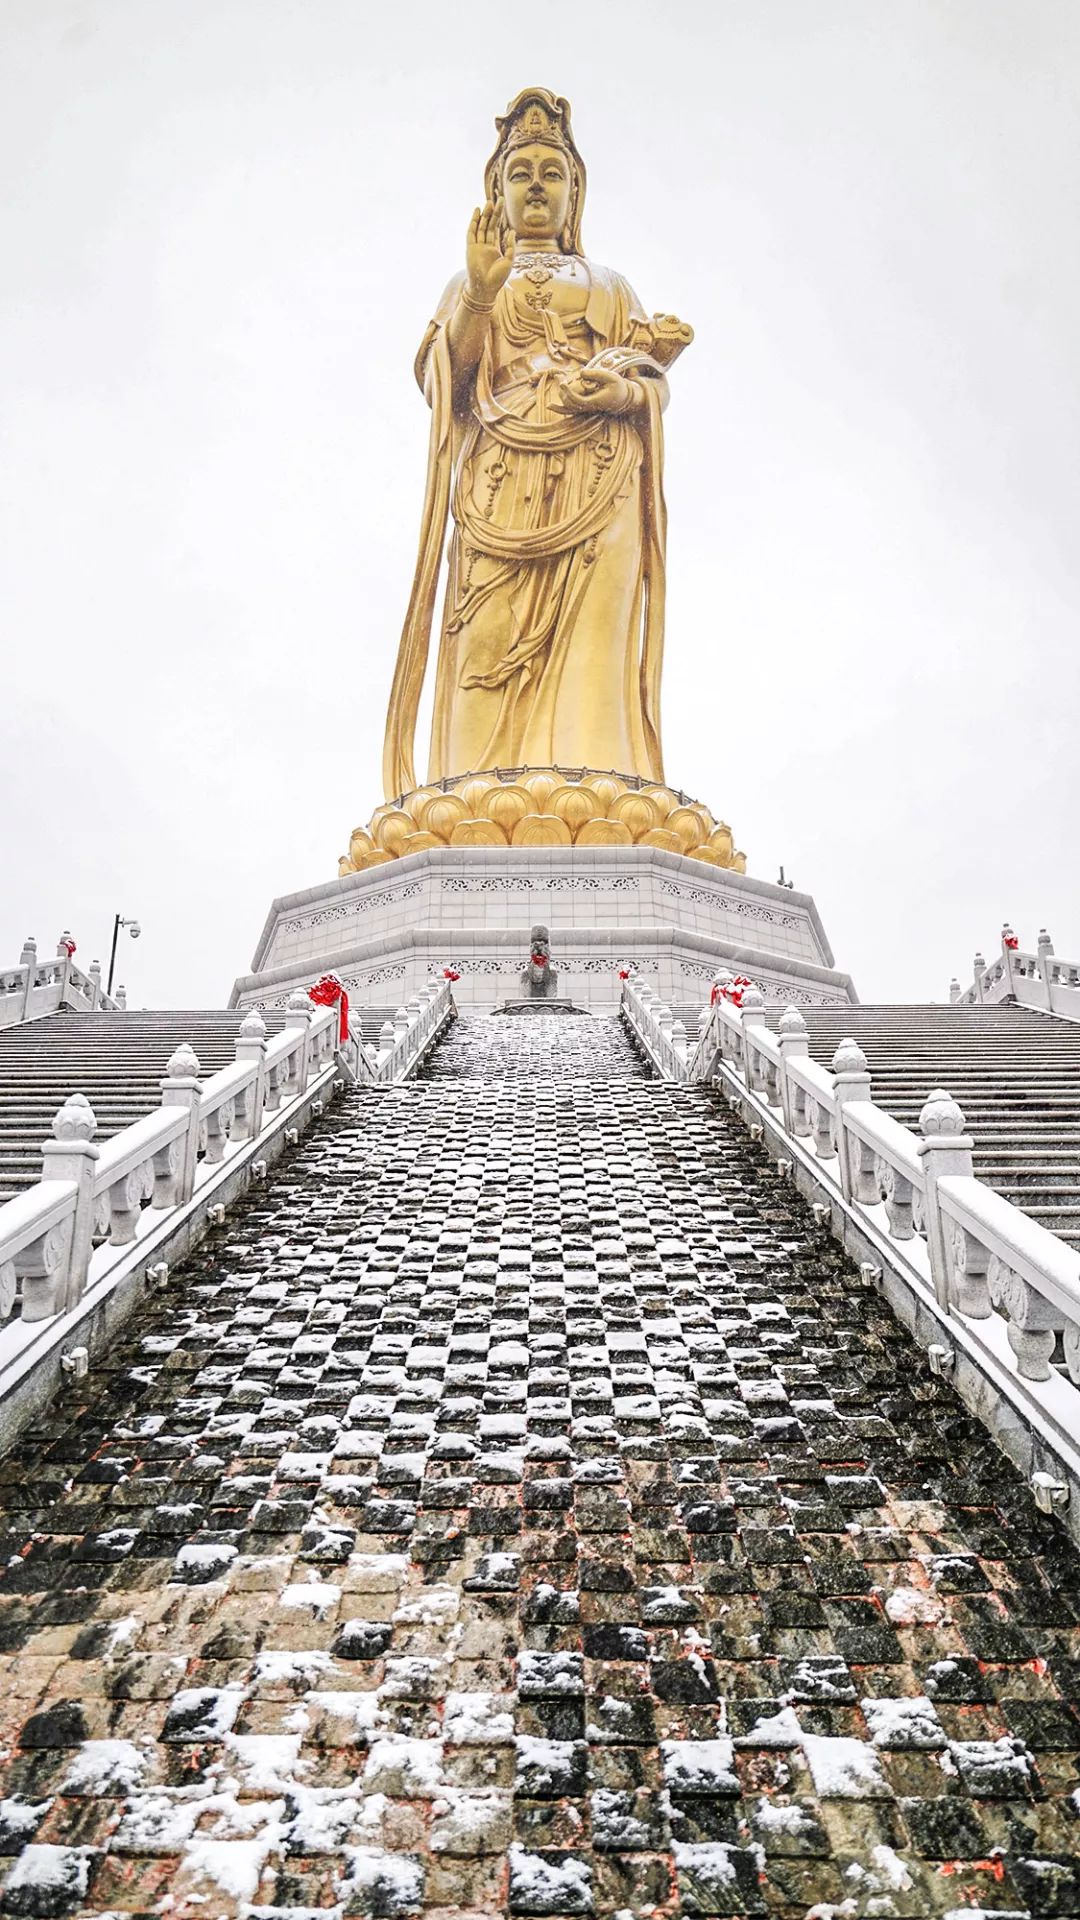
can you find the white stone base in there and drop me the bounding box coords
[231,846,857,1014]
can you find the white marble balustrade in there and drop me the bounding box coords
[622,965,1080,1532]
[0,935,124,1028]
[954,924,1080,1023]
[619,971,693,1083]
[361,977,456,1086]
[0,979,454,1337]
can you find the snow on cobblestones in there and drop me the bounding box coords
[0,1012,1076,1918]
[660,1737,740,1794]
[362,1736,444,1796]
[278,1575,341,1615]
[508,1844,592,1913]
[60,1740,147,1795]
[171,1539,238,1581]
[2,1846,96,1912]
[181,1832,280,1900]
[443,1690,516,1745]
[860,1694,947,1750]
[800,1734,891,1799]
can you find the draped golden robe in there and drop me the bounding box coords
[382,257,670,800]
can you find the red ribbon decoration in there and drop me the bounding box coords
[308,971,349,1043]
[711,973,752,1009]
[531,952,548,968]
[1003,935,1018,950]
[60,938,76,958]
[618,967,631,981]
[443,967,460,982]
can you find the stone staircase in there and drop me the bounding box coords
[798,1005,1080,1250]
[0,1006,400,1201]
[425,1009,647,1083]
[675,1001,1080,1251]
[0,1010,1075,1917]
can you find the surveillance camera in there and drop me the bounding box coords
[129,922,141,940]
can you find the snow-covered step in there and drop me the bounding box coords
[0,1011,1074,1916]
[0,1006,403,1199]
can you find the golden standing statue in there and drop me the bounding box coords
[382,88,693,801]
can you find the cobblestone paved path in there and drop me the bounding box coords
[0,1014,1078,1918]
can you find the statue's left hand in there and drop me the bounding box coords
[556,367,635,416]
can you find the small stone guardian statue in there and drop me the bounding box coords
[520,925,558,999]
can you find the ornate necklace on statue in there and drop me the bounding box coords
[513,251,579,312]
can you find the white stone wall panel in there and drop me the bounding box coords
[234,847,856,1013]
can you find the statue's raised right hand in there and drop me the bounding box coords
[465,199,514,308]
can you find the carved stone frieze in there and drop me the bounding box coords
[284,885,424,934]
[441,875,639,894]
[658,879,802,927]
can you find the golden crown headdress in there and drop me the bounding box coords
[504,100,570,153]
[485,87,587,254]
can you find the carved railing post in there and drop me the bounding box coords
[160,1044,202,1206]
[1000,924,1017,999]
[88,959,102,1010]
[948,978,961,1005]
[917,1089,975,1312]
[832,1038,875,1204]
[710,973,733,1058]
[34,1094,99,1316]
[284,992,313,1096]
[19,937,36,1022]
[114,984,127,1010]
[342,1008,362,1079]
[1038,928,1055,1010]
[233,1009,268,1142]
[655,1003,676,1075]
[315,1003,337,1069]
[739,988,768,1091]
[776,1007,809,1135]
[56,932,73,1006]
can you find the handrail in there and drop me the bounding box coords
[351,977,457,1086]
[620,971,692,1083]
[953,925,1080,1024]
[622,965,1080,1530]
[937,1175,1080,1335]
[0,977,455,1338]
[0,1181,79,1322]
[94,1109,187,1191]
[0,938,124,1028]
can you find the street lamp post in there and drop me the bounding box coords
[107,915,141,997]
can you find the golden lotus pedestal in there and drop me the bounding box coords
[338,767,747,878]
[230,768,855,1017]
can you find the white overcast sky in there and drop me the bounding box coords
[2,0,1078,1008]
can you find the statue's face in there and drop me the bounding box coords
[502,143,573,245]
